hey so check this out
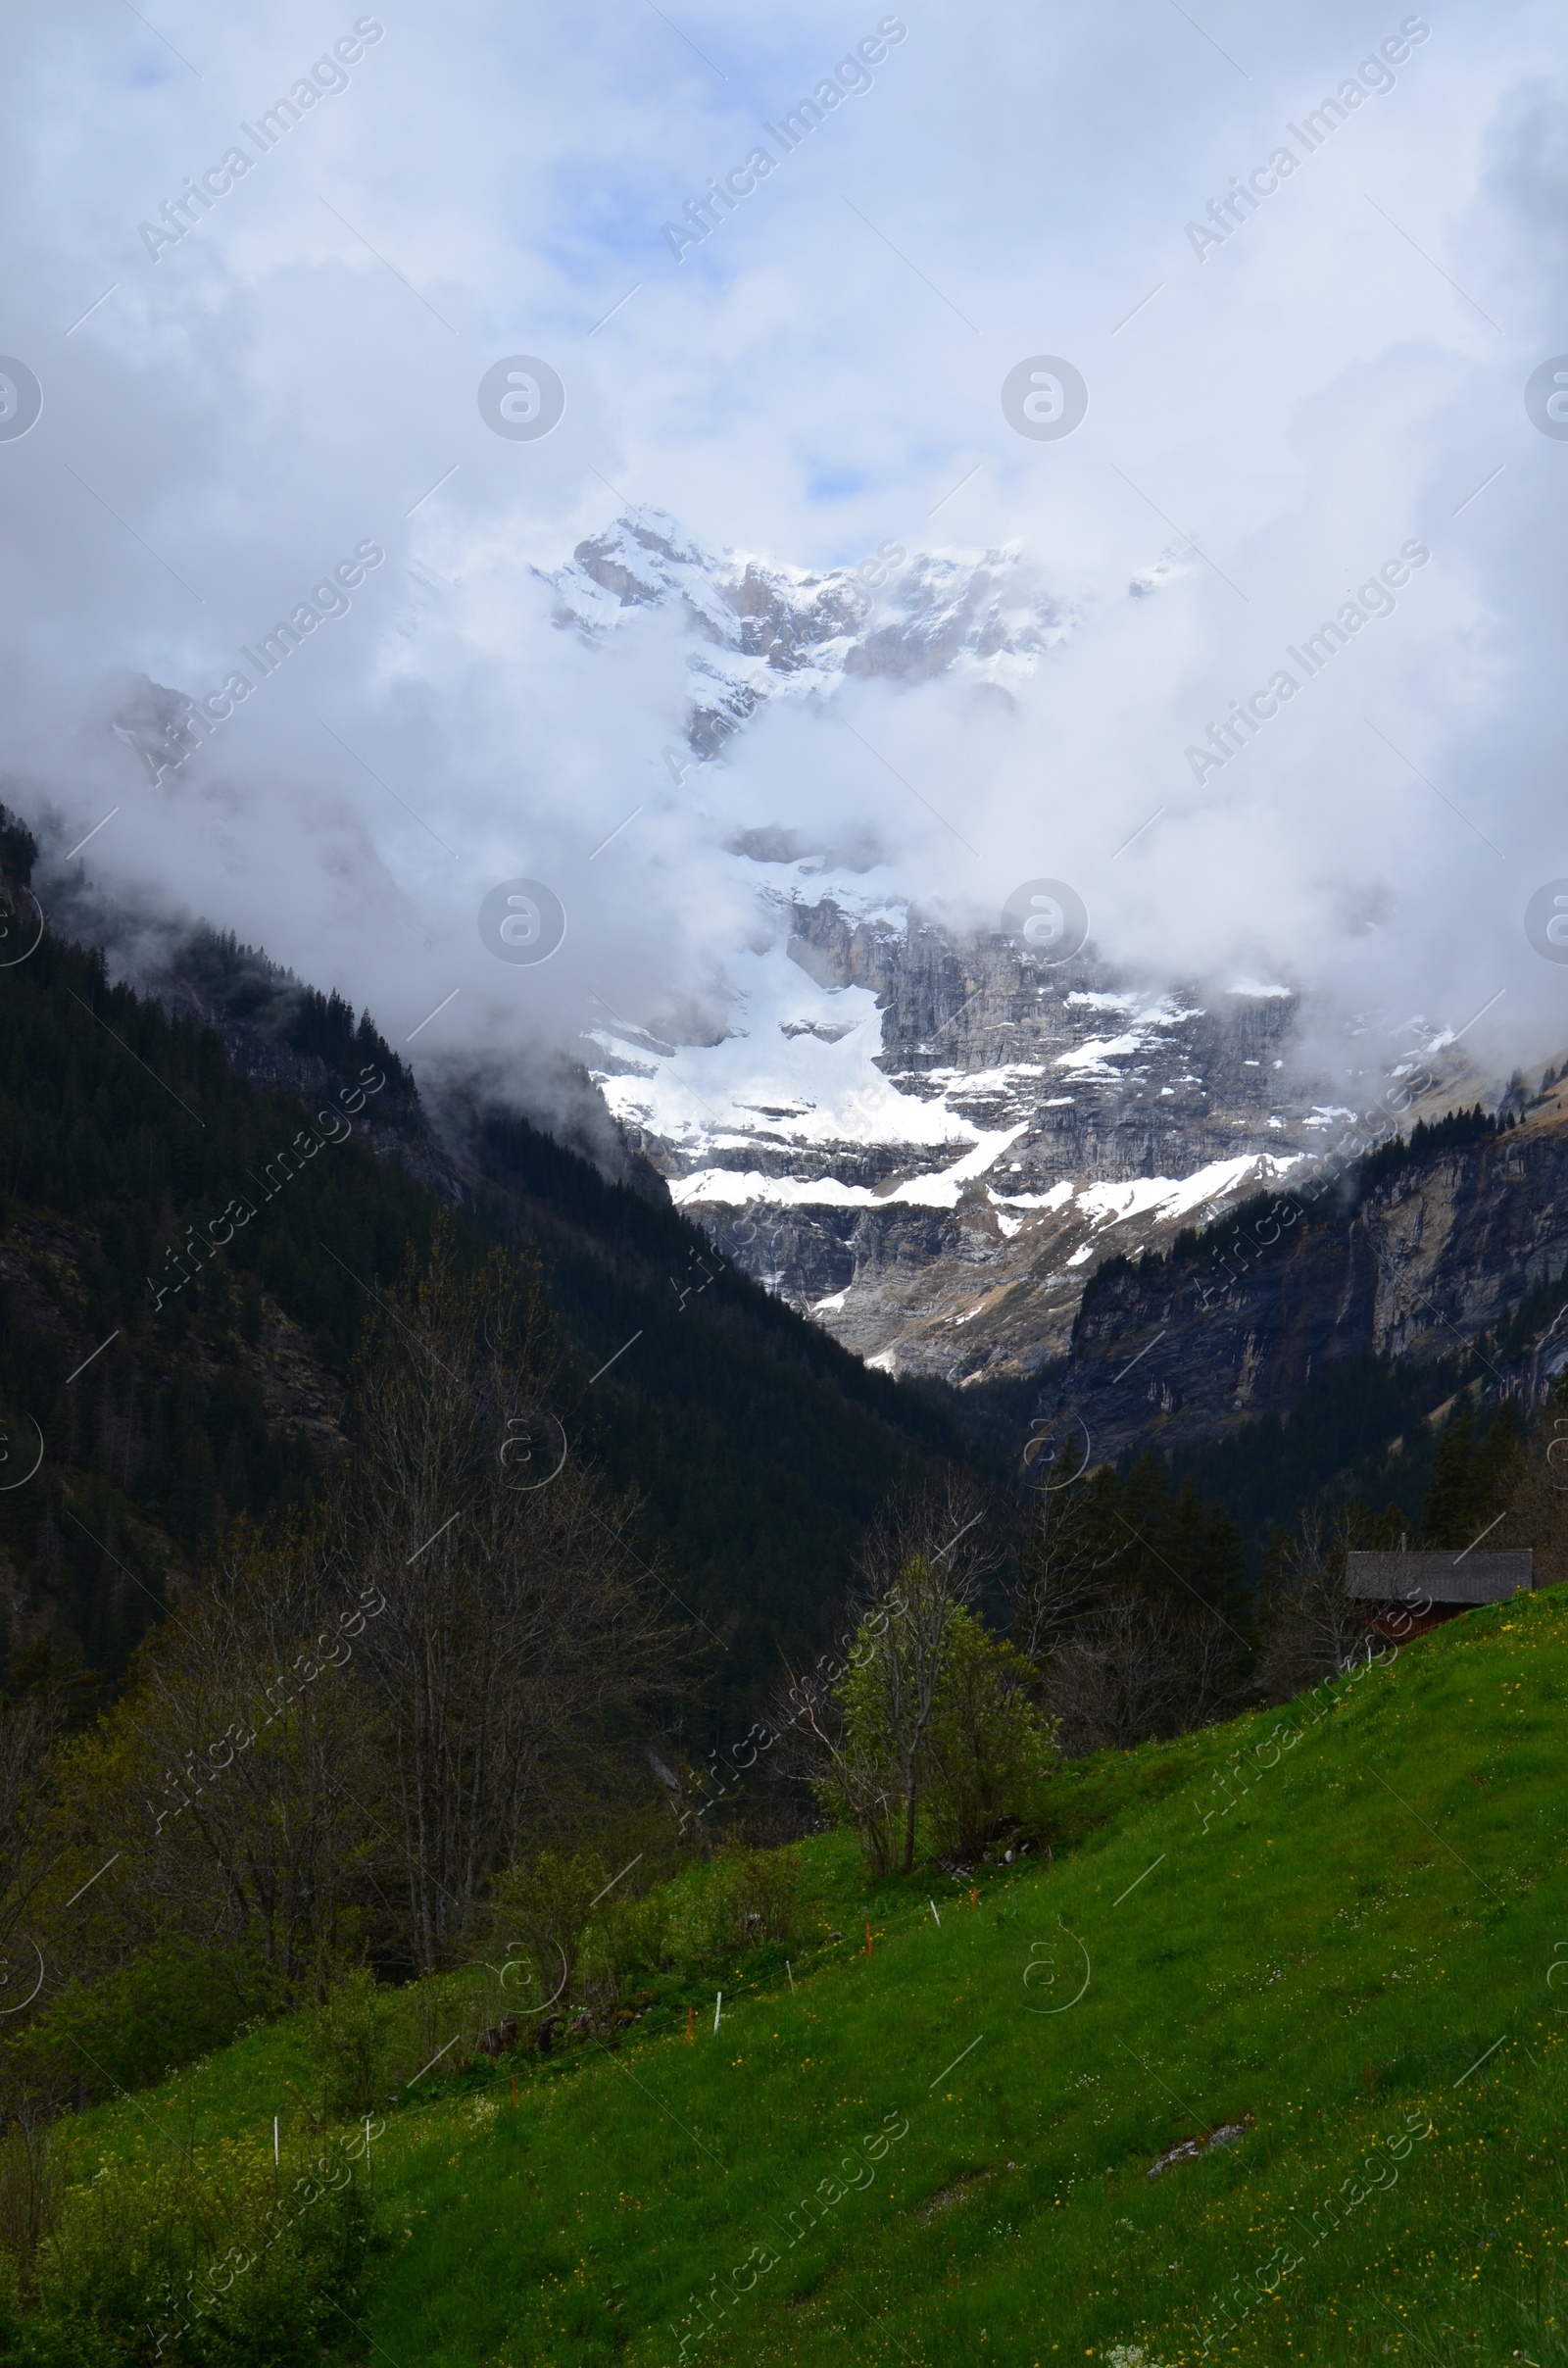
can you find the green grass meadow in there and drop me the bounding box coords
[60,1588,1568,2365]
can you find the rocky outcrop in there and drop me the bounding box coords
[1054,1089,1568,1457]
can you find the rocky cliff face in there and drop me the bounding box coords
[608,882,1494,1388]
[1056,1085,1568,1461]
[664,907,1321,1376]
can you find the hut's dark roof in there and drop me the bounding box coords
[1344,1550,1534,1606]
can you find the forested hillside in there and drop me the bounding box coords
[0,808,965,1732]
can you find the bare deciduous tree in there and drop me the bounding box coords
[1013,1456,1119,1668]
[0,2102,61,2297]
[57,1523,387,1998]
[344,1221,685,1971]
[1045,1588,1189,1754]
[1253,1511,1373,1702]
[1045,1585,1244,1756]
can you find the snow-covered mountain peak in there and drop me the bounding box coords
[536,506,1071,756]
[543,507,726,624]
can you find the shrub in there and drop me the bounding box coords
[383,1969,472,2094]
[301,1968,394,2121]
[18,1944,274,2109]
[654,1849,806,1978]
[491,1850,607,2013]
[582,1890,667,2008]
[718,1847,804,1950]
[24,2126,379,2365]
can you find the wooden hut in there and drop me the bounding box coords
[1344,1549,1534,1639]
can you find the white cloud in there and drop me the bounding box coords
[2,0,1567,1136]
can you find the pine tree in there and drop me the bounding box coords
[1421,1404,1520,1551]
[1420,1406,1478,1548]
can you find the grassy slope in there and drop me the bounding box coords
[67,1592,1568,2366]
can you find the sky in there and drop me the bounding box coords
[2,0,1566,1132]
